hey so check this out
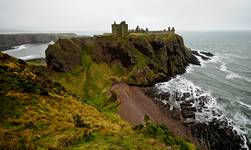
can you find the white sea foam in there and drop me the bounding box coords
[219,61,251,82]
[186,65,194,73]
[224,53,250,60]
[194,54,206,67]
[192,49,220,67]
[3,44,29,52]
[155,76,250,149]
[18,55,37,60]
[234,112,251,127]
[155,76,219,121]
[49,41,55,45]
[236,99,251,110]
[209,54,221,63]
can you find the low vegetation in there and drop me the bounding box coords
[0,32,197,150]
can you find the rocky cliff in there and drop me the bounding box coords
[46,33,199,86]
[0,33,78,50]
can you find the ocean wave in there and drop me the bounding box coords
[219,61,251,82]
[49,41,55,45]
[3,44,29,52]
[223,53,250,60]
[155,76,219,122]
[192,49,221,66]
[18,55,38,60]
[185,50,220,75]
[236,99,251,110]
[186,65,194,73]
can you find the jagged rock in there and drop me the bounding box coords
[191,119,248,150]
[94,37,135,67]
[188,54,201,65]
[192,51,211,61]
[200,51,214,57]
[46,38,83,72]
[145,86,251,150]
[130,37,154,59]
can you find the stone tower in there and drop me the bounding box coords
[112,21,128,37]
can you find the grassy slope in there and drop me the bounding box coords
[0,33,197,150]
[41,34,196,149]
[0,52,170,150]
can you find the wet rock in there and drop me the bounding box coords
[200,51,214,57]
[191,119,249,150]
[189,54,201,65]
[192,51,211,61]
[181,109,195,119]
[145,86,251,150]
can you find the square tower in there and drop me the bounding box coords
[112,21,128,37]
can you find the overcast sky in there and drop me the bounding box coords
[0,0,250,32]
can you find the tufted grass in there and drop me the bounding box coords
[0,32,198,149]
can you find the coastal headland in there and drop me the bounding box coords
[0,22,250,149]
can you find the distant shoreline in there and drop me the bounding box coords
[0,33,77,51]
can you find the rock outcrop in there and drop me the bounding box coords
[192,51,214,61]
[46,38,83,72]
[46,33,199,86]
[0,33,77,50]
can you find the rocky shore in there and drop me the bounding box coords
[111,82,207,150]
[145,85,251,149]
[144,52,251,150]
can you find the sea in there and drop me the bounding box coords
[157,31,251,148]
[2,43,51,60]
[2,31,251,146]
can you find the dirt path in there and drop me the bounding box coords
[111,82,207,150]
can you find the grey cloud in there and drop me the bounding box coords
[0,0,250,32]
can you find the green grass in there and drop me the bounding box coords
[4,33,199,149]
[134,119,197,150]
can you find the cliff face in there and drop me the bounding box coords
[46,33,199,86]
[0,33,78,50]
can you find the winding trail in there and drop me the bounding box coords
[111,82,207,150]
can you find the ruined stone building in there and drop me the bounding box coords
[111,21,175,36]
[171,27,175,33]
[167,27,175,33]
[134,26,149,33]
[112,21,128,37]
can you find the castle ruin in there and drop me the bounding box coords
[112,21,128,37]
[111,21,175,36]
